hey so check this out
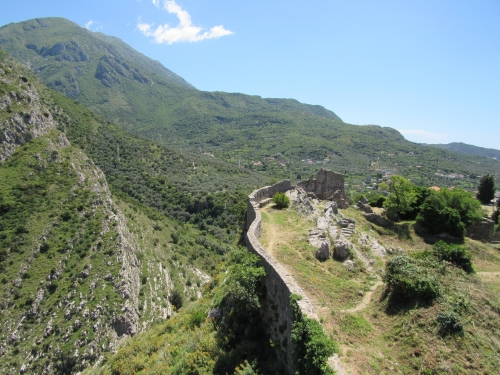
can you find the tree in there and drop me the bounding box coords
[383,175,417,220]
[440,188,482,226]
[272,192,290,209]
[416,193,465,238]
[477,174,495,204]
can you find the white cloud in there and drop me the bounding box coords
[138,0,233,44]
[85,20,102,31]
[398,129,450,143]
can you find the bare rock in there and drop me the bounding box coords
[324,201,338,217]
[371,239,386,257]
[308,228,329,249]
[355,201,373,213]
[315,242,331,261]
[113,305,138,337]
[364,213,391,227]
[333,239,351,261]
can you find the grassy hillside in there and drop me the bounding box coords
[260,201,500,374]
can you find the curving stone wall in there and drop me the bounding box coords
[245,180,319,374]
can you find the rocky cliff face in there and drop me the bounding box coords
[0,50,211,374]
[0,52,142,374]
[0,57,55,162]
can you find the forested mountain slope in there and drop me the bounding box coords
[0,47,270,374]
[1,17,499,189]
[428,142,500,161]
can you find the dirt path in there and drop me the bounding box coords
[342,277,384,313]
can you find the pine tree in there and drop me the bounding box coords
[477,174,495,204]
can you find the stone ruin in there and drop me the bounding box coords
[298,169,350,208]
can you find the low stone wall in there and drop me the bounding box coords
[466,218,495,242]
[245,180,318,374]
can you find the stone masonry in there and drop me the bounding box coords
[246,180,314,372]
[298,169,350,207]
[245,179,337,374]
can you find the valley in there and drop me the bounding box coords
[0,15,499,375]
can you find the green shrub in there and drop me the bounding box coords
[366,192,386,208]
[290,294,337,375]
[272,192,290,209]
[187,309,206,329]
[169,289,183,310]
[384,256,440,302]
[433,241,474,273]
[441,188,483,226]
[437,310,463,336]
[416,194,465,238]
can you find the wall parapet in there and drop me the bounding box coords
[245,180,318,374]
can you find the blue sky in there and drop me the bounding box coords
[1,0,499,149]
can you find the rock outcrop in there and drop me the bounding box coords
[333,238,351,261]
[355,200,373,213]
[0,70,55,163]
[364,212,391,227]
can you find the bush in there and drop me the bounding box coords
[416,194,465,238]
[437,310,463,336]
[477,173,495,204]
[364,192,386,207]
[169,290,183,310]
[290,294,337,375]
[433,241,474,273]
[441,188,483,226]
[383,175,417,220]
[384,256,440,302]
[272,192,290,209]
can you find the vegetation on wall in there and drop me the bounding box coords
[290,294,337,375]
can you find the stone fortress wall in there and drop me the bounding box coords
[245,179,323,374]
[298,169,345,198]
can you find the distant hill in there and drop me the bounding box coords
[428,142,500,160]
[1,17,500,190]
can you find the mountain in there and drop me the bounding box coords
[0,47,271,374]
[428,142,500,161]
[1,17,500,191]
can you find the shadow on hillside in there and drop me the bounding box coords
[413,222,465,246]
[380,287,435,316]
[389,222,412,241]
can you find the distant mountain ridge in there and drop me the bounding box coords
[1,17,500,189]
[428,142,500,160]
[0,17,341,128]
